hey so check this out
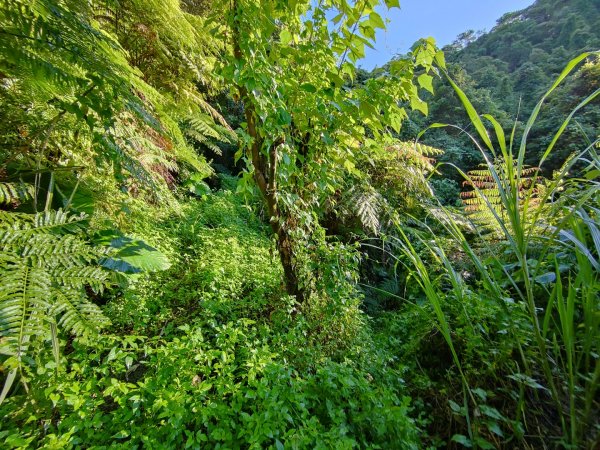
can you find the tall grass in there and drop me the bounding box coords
[394,53,599,447]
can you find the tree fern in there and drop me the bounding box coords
[460,161,543,234]
[365,141,443,213]
[333,140,444,236]
[0,209,170,398]
[1,0,226,207]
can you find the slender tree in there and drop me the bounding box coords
[219,0,443,301]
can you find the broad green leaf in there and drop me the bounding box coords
[280,29,292,45]
[535,272,556,285]
[417,73,434,94]
[332,12,344,25]
[448,399,462,413]
[472,387,487,400]
[359,23,376,40]
[300,83,317,93]
[487,421,504,437]
[327,71,345,87]
[277,108,292,126]
[369,12,385,30]
[507,373,549,391]
[474,437,496,450]
[410,96,428,116]
[451,434,472,447]
[479,404,505,421]
[389,59,409,77]
[434,50,446,69]
[95,230,171,273]
[389,113,402,133]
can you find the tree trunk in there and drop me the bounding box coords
[273,217,304,303]
[231,5,304,302]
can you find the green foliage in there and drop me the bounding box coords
[1,0,159,180]
[390,53,600,448]
[460,162,543,236]
[102,188,280,332]
[0,0,224,215]
[3,0,598,448]
[328,140,444,237]
[0,321,419,449]
[0,209,111,401]
[0,207,170,402]
[0,0,230,408]
[0,184,421,448]
[403,0,600,177]
[220,0,444,300]
[0,183,34,205]
[430,178,461,206]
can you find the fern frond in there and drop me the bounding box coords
[183,113,236,156]
[51,288,110,337]
[461,160,545,234]
[0,265,51,358]
[0,208,111,396]
[52,266,110,292]
[345,186,383,235]
[187,115,221,139]
[172,144,213,175]
[0,210,88,244]
[0,182,34,205]
[389,141,443,173]
[185,129,223,155]
[185,90,232,128]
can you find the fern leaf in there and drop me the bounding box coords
[0,182,34,205]
[51,288,110,337]
[349,188,382,235]
[0,264,51,358]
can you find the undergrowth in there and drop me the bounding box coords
[0,179,421,449]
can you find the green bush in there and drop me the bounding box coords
[0,320,419,449]
[388,53,600,448]
[0,186,426,449]
[103,189,283,333]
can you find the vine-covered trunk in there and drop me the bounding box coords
[250,130,305,303]
[231,3,305,303]
[273,217,304,303]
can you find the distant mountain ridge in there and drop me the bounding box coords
[455,0,600,105]
[410,0,600,178]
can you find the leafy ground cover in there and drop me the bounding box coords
[1,183,421,449]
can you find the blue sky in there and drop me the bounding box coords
[359,0,535,69]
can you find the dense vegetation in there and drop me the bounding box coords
[0,0,598,448]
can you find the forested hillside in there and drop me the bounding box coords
[402,0,600,199]
[0,0,598,449]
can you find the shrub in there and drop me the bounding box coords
[0,320,419,449]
